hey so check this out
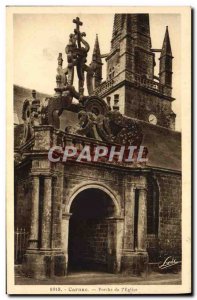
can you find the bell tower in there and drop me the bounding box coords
[94,14,176,130]
[107,14,155,80]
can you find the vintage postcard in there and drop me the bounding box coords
[7,6,191,295]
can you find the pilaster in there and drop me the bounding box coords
[28,175,40,249]
[137,188,147,252]
[41,176,52,249]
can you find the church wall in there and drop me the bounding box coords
[156,172,182,258]
[103,86,125,114]
[14,154,182,268]
[62,163,181,259]
[125,53,135,73]
[134,48,155,80]
[106,50,120,78]
[63,163,124,212]
[125,86,173,128]
[14,163,32,231]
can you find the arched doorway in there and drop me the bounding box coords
[67,188,121,273]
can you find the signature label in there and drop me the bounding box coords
[159,256,181,270]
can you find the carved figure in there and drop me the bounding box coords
[20,17,143,148]
[71,103,143,146]
[22,90,41,142]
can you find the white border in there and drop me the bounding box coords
[1,1,194,298]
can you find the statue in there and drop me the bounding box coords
[54,17,96,102]
[22,90,41,142]
[40,16,99,128]
[21,17,144,149]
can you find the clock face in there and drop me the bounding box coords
[148,114,157,125]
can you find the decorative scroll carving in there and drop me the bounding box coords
[97,110,143,146]
[83,96,109,116]
[72,108,143,146]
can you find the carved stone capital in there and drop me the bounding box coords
[62,213,72,220]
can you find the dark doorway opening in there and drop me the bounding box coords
[68,188,115,272]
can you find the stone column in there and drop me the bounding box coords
[28,175,40,249]
[61,212,72,274]
[137,188,147,251]
[107,217,124,273]
[121,184,148,275]
[41,176,52,249]
[123,184,135,250]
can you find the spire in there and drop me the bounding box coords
[111,14,126,51]
[110,14,152,51]
[159,26,173,89]
[91,34,102,88]
[112,14,122,38]
[160,26,172,57]
[92,34,102,64]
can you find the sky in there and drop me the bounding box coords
[13,13,181,131]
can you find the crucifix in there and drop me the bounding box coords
[55,16,93,109]
[73,17,83,49]
[71,16,89,99]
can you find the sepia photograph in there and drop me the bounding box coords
[6,6,191,295]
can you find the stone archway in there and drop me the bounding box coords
[62,184,124,275]
[67,182,121,216]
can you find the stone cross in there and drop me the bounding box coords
[73,17,83,48]
[73,17,83,32]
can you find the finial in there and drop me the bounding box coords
[160,26,172,57]
[92,34,102,63]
